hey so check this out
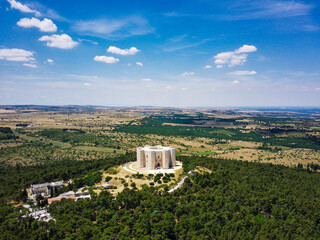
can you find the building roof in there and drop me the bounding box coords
[30,181,64,189]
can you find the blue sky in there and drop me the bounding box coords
[0,0,319,107]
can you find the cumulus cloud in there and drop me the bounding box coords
[202,65,212,69]
[39,34,78,49]
[0,48,35,61]
[141,78,151,82]
[216,65,223,69]
[94,56,119,64]
[84,83,92,87]
[107,46,140,55]
[17,17,57,32]
[214,51,246,67]
[228,70,257,76]
[232,80,240,84]
[136,62,143,66]
[181,72,194,76]
[235,45,257,53]
[7,0,41,17]
[214,44,257,68]
[23,63,38,68]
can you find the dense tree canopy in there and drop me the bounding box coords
[1,155,320,239]
[0,153,133,203]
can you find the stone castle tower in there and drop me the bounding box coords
[136,145,176,170]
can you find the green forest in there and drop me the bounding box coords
[1,155,320,239]
[116,116,320,150]
[0,127,17,141]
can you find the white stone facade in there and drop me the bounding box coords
[137,145,176,170]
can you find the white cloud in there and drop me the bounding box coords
[94,56,119,64]
[216,65,223,69]
[166,86,174,90]
[235,45,257,53]
[228,70,257,76]
[316,88,320,91]
[214,44,257,67]
[232,80,240,84]
[23,63,38,68]
[78,39,98,45]
[44,59,54,64]
[202,65,212,69]
[107,46,140,55]
[39,34,78,49]
[141,78,151,82]
[84,83,92,87]
[17,18,57,32]
[73,16,154,39]
[167,2,314,22]
[181,72,194,76]
[136,62,143,66]
[0,48,35,61]
[128,63,131,66]
[214,51,234,65]
[181,87,188,90]
[226,1,314,21]
[7,0,41,16]
[163,37,210,52]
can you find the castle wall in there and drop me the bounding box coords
[137,146,176,170]
[136,148,146,168]
[162,149,170,169]
[137,147,142,167]
[155,151,162,168]
[170,148,176,167]
[142,151,146,167]
[145,150,156,170]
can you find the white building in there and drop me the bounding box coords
[137,145,176,170]
[30,181,64,197]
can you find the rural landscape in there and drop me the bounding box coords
[1,106,320,168]
[1,0,320,239]
[0,106,320,239]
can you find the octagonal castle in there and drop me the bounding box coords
[137,145,176,170]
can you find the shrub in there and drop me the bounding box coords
[105,176,112,182]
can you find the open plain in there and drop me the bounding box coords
[0,106,319,168]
